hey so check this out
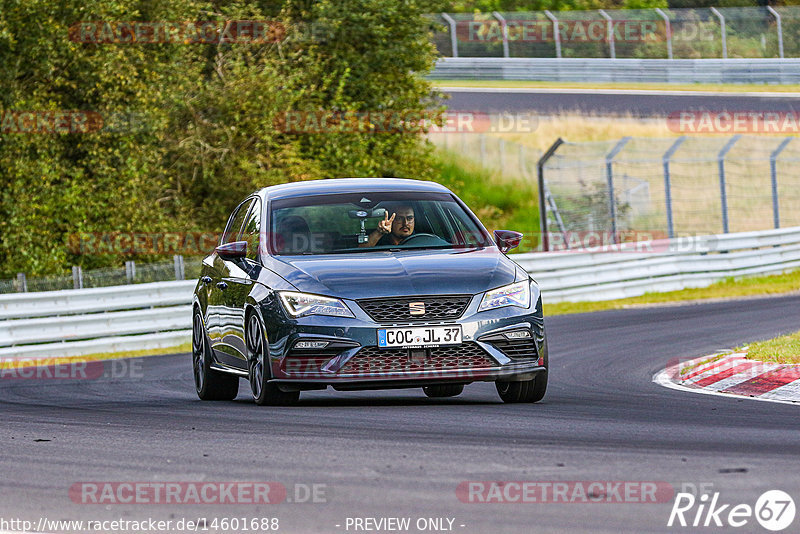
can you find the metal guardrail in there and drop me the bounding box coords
[430,57,800,84]
[1,226,798,359]
[515,226,800,302]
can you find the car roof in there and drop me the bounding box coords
[257,178,452,201]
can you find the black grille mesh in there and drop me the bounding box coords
[340,343,495,374]
[487,339,539,359]
[357,295,471,323]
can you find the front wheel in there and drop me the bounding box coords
[246,314,299,406]
[192,310,239,401]
[496,373,547,403]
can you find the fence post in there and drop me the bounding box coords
[441,13,459,58]
[519,143,527,179]
[174,255,185,280]
[537,138,564,252]
[72,265,83,290]
[770,137,792,229]
[662,136,686,239]
[655,8,673,60]
[16,273,27,293]
[605,137,631,244]
[767,6,784,59]
[710,7,727,59]
[492,12,510,58]
[717,134,740,234]
[598,10,615,59]
[125,260,136,283]
[498,138,505,170]
[479,135,487,166]
[544,10,561,58]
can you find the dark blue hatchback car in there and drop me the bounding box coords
[192,178,548,405]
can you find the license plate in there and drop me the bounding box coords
[377,325,462,348]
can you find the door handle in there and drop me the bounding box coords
[200,276,212,284]
[216,281,228,290]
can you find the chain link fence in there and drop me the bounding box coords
[0,256,203,294]
[539,135,800,249]
[433,6,800,59]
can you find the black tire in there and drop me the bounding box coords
[423,384,464,398]
[246,313,299,406]
[192,310,239,401]
[496,373,547,403]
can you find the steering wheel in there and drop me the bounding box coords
[399,233,449,246]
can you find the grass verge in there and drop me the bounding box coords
[544,269,800,317]
[745,332,800,365]
[432,80,800,93]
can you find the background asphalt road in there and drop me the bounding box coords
[442,88,800,116]
[2,294,800,533]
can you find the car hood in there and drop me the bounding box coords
[268,247,518,300]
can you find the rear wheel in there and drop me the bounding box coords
[496,373,547,403]
[192,310,239,401]
[246,313,299,406]
[423,384,464,398]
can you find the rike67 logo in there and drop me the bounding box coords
[668,489,796,531]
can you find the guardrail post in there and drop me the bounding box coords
[662,136,686,238]
[441,13,459,58]
[654,8,673,60]
[492,12,510,58]
[544,10,561,58]
[174,255,185,280]
[125,261,136,284]
[16,273,27,293]
[710,7,727,59]
[537,138,564,252]
[767,6,784,59]
[598,10,615,59]
[72,266,83,290]
[606,137,631,244]
[770,137,792,229]
[717,134,741,234]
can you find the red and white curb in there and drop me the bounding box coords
[654,351,800,405]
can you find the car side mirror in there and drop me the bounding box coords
[493,230,523,253]
[216,240,247,260]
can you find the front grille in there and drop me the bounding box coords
[339,343,496,375]
[357,295,472,323]
[487,338,539,359]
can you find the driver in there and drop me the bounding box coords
[360,204,415,247]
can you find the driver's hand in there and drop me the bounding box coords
[377,212,395,235]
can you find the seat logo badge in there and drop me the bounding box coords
[409,302,425,316]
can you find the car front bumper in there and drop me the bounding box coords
[262,294,547,389]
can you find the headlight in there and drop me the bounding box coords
[277,291,354,318]
[478,281,530,312]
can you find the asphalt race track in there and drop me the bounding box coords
[2,294,800,533]
[442,87,800,116]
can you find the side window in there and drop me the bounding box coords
[221,199,254,245]
[443,206,482,246]
[242,198,261,261]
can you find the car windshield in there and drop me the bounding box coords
[270,191,492,255]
